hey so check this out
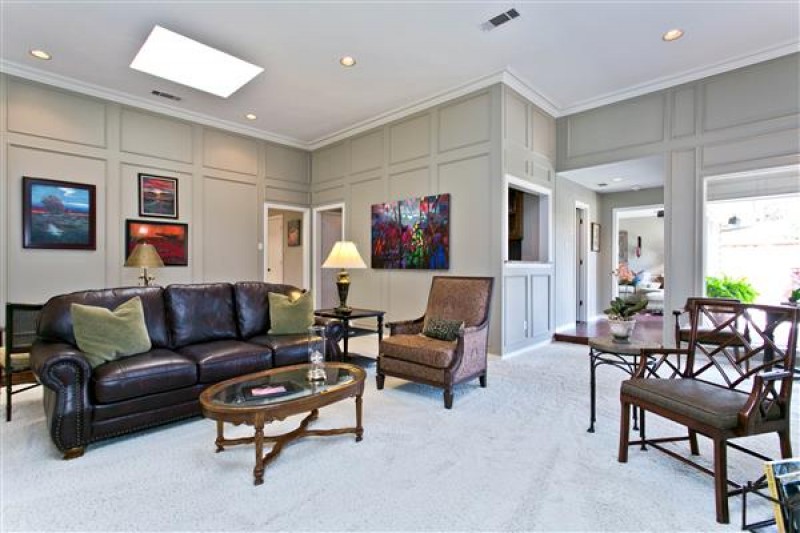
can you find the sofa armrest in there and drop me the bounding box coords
[30,341,93,453]
[387,317,424,336]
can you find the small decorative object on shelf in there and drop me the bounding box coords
[788,288,800,306]
[604,296,648,343]
[306,325,326,382]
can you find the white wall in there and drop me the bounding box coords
[0,74,310,322]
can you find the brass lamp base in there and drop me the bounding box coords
[335,270,352,314]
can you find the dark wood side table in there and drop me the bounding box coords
[314,308,385,361]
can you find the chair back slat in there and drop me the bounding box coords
[687,301,798,393]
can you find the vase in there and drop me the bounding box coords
[608,318,636,342]
[306,325,327,382]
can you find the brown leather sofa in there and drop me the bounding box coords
[29,282,343,459]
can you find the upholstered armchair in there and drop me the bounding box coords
[619,299,798,524]
[377,276,494,409]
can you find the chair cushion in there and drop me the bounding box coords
[165,284,238,348]
[92,348,197,404]
[380,334,456,369]
[249,334,317,367]
[267,292,314,335]
[621,378,750,429]
[71,297,152,368]
[178,340,272,383]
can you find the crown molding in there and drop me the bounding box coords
[560,40,800,116]
[306,70,509,150]
[0,60,309,150]
[500,68,562,117]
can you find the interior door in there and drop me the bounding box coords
[267,215,284,283]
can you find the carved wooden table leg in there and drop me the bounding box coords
[215,420,225,452]
[355,395,363,442]
[253,414,265,486]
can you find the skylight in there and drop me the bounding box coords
[130,26,263,98]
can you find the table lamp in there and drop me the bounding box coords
[125,243,165,286]
[322,241,367,314]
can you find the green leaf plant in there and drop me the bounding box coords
[604,296,648,320]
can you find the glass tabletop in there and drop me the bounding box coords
[209,365,357,408]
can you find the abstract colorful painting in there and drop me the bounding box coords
[371,193,450,269]
[139,174,178,219]
[125,220,188,266]
[23,177,96,250]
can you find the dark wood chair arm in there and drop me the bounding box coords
[633,347,689,378]
[386,317,424,336]
[739,370,793,430]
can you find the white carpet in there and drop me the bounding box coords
[1,338,793,532]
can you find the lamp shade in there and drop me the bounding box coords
[125,243,165,268]
[322,241,366,269]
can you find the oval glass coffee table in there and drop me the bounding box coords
[199,363,365,485]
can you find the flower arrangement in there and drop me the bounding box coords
[612,263,635,285]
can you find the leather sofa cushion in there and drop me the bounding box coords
[621,378,751,429]
[38,287,170,348]
[178,340,272,383]
[380,334,456,369]
[249,334,314,367]
[165,284,238,347]
[92,349,197,404]
[234,282,303,339]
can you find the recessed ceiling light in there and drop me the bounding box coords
[339,56,356,67]
[245,113,257,120]
[662,28,684,42]
[612,178,624,182]
[130,25,264,98]
[29,49,51,60]
[632,186,642,191]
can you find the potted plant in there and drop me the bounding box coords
[604,296,648,342]
[790,288,800,305]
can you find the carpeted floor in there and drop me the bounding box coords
[1,339,792,532]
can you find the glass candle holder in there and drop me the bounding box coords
[307,325,327,382]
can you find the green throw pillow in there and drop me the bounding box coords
[71,296,152,368]
[423,317,463,342]
[268,291,314,335]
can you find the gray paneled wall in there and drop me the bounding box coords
[311,87,504,353]
[0,74,310,320]
[557,53,800,326]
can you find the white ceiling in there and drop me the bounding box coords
[1,2,798,149]
[559,155,665,193]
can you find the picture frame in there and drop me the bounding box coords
[22,176,96,250]
[125,220,188,266]
[138,173,178,219]
[287,219,301,247]
[591,222,601,252]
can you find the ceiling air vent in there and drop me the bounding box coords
[480,8,520,31]
[151,90,182,102]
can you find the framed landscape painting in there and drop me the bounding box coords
[22,177,96,250]
[371,193,450,269]
[138,174,178,219]
[125,220,188,266]
[287,219,301,247]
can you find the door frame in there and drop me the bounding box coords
[263,203,310,289]
[575,201,590,322]
[312,202,346,308]
[611,203,664,299]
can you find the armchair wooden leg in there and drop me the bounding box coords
[443,388,453,409]
[778,429,793,458]
[713,439,730,524]
[618,400,630,463]
[479,373,487,388]
[689,430,700,455]
[376,372,385,390]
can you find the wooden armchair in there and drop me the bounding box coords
[376,276,494,409]
[619,299,798,524]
